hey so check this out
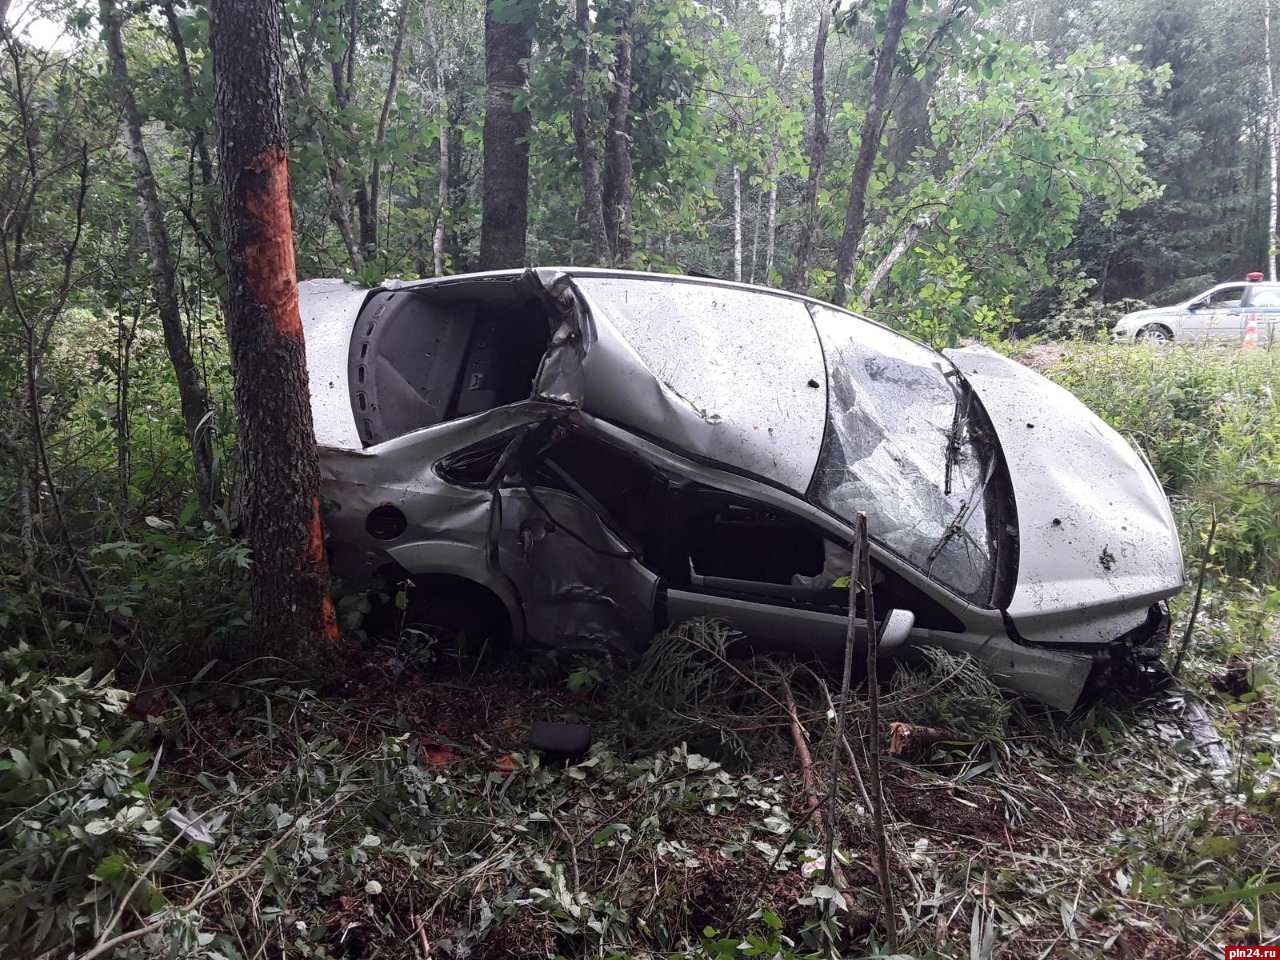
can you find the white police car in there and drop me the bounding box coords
[1113,272,1280,343]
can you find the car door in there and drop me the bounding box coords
[1186,284,1246,341]
[660,484,916,657]
[495,425,663,655]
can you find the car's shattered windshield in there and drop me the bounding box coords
[808,305,996,604]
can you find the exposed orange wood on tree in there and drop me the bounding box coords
[241,146,303,339]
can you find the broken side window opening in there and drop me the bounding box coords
[348,285,551,446]
[671,485,965,631]
[807,304,998,605]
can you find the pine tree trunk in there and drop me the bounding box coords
[210,0,341,669]
[101,0,216,514]
[784,5,830,294]
[478,0,531,269]
[571,0,610,265]
[831,0,910,307]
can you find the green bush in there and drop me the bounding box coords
[1048,343,1280,582]
[0,645,177,956]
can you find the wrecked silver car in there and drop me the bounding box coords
[300,268,1185,712]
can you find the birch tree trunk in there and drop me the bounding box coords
[784,4,830,294]
[101,0,217,514]
[210,0,341,668]
[1267,0,1279,280]
[479,0,532,269]
[831,0,911,307]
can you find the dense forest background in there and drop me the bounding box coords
[6,0,1275,331]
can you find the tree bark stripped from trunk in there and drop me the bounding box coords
[209,0,340,669]
[784,4,830,294]
[100,0,217,514]
[478,0,531,269]
[832,0,911,307]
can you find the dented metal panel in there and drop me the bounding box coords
[497,487,658,654]
[946,346,1185,646]
[570,275,828,494]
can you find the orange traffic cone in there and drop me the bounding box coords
[1245,313,1259,349]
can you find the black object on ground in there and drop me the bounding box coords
[527,721,592,759]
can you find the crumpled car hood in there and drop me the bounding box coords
[944,346,1184,645]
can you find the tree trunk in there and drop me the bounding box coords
[369,0,412,266]
[161,2,220,241]
[750,184,762,282]
[571,0,610,265]
[860,110,1026,306]
[732,162,743,281]
[328,0,376,259]
[101,0,217,514]
[292,64,367,275]
[764,0,787,284]
[831,0,911,307]
[603,17,635,266]
[784,5,830,294]
[422,1,450,276]
[478,0,532,269]
[209,0,341,669]
[1267,0,1279,280]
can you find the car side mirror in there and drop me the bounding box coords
[1188,300,1205,311]
[876,608,915,655]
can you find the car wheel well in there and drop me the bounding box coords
[372,566,513,648]
[1136,323,1173,342]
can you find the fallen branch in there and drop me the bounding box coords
[887,722,970,757]
[859,511,899,952]
[1172,509,1217,678]
[781,674,846,896]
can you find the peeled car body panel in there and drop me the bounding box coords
[945,346,1184,646]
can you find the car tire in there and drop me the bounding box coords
[1136,324,1173,343]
